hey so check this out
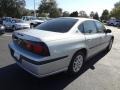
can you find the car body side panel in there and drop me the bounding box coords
[97,33,112,51]
[46,33,87,67]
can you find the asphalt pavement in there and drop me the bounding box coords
[0,26,120,90]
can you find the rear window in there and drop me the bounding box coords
[36,18,78,33]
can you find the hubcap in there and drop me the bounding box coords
[73,55,83,73]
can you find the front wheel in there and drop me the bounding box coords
[106,39,113,51]
[68,52,85,75]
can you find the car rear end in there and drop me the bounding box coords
[8,29,70,78]
[8,31,53,77]
[16,24,30,30]
[8,18,79,77]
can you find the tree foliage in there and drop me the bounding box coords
[49,8,62,18]
[79,11,88,18]
[93,12,99,20]
[62,11,70,17]
[70,11,78,17]
[38,0,61,18]
[90,11,95,18]
[114,1,120,8]
[110,1,120,19]
[0,0,26,18]
[101,9,109,21]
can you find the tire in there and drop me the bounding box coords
[12,26,16,31]
[1,28,5,34]
[106,39,113,51]
[30,24,34,28]
[117,24,120,27]
[111,23,114,26]
[68,51,85,75]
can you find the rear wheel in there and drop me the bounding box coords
[12,26,16,31]
[68,51,85,75]
[30,24,34,28]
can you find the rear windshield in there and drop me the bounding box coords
[36,18,78,33]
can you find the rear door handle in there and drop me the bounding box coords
[87,39,92,41]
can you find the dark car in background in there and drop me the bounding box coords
[115,20,120,27]
[107,19,120,27]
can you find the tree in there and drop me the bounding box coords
[63,11,70,17]
[93,12,99,20]
[70,11,78,17]
[0,0,26,18]
[58,8,63,16]
[49,8,61,18]
[79,11,88,18]
[110,8,120,19]
[114,1,120,8]
[38,0,61,18]
[101,9,109,21]
[110,1,120,19]
[90,11,95,18]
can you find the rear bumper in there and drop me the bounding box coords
[5,26,12,29]
[0,29,5,33]
[8,43,68,78]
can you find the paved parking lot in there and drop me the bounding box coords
[0,26,120,90]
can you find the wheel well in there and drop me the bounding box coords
[111,36,114,40]
[12,25,15,28]
[74,48,87,59]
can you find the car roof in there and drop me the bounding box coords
[59,17,97,22]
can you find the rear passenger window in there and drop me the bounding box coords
[95,21,105,33]
[83,21,97,34]
[78,23,84,33]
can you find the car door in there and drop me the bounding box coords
[81,20,102,57]
[94,21,111,51]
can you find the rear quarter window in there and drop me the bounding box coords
[95,21,105,33]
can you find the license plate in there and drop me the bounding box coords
[14,51,20,60]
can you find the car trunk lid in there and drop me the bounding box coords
[13,29,66,42]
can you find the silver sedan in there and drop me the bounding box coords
[9,17,114,78]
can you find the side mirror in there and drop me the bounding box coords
[105,29,112,33]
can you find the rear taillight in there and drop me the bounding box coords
[33,45,43,54]
[25,41,50,56]
[12,34,50,56]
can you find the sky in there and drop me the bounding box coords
[25,0,119,16]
